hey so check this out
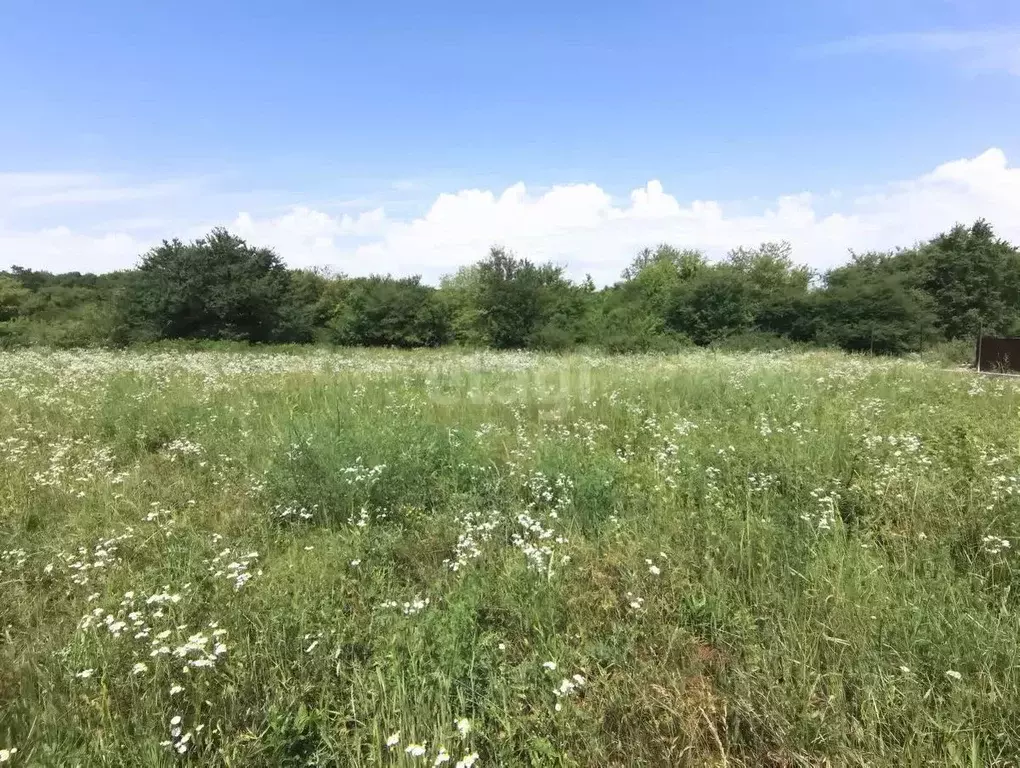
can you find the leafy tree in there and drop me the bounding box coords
[622,244,704,282]
[447,247,588,350]
[909,220,1020,339]
[528,267,591,350]
[116,229,291,342]
[438,265,487,346]
[329,275,449,347]
[594,245,705,350]
[622,244,705,315]
[816,253,935,354]
[474,248,546,349]
[726,241,813,337]
[275,267,336,343]
[0,276,30,321]
[667,266,753,345]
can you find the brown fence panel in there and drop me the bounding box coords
[977,336,1020,373]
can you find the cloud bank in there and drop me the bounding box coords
[2,148,1019,285]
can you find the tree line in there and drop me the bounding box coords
[1,220,1018,354]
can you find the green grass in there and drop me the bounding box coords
[2,347,1019,767]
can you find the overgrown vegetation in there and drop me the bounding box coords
[3,219,1018,353]
[3,348,1020,766]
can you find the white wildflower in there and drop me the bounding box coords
[131,662,148,675]
[385,732,400,748]
[982,535,1011,555]
[405,742,427,758]
[455,718,471,737]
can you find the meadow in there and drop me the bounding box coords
[1,347,1019,767]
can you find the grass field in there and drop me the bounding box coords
[2,347,1019,767]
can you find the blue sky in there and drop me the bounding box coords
[1,0,1019,281]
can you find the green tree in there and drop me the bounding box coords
[0,276,30,322]
[622,244,705,316]
[909,220,1020,339]
[438,265,487,346]
[594,244,705,350]
[526,268,590,351]
[726,241,813,337]
[452,247,588,350]
[275,267,335,343]
[116,229,291,342]
[474,247,545,349]
[667,265,753,345]
[816,253,935,354]
[329,275,449,347]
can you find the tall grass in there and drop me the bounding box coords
[1,347,1018,766]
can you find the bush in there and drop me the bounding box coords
[527,322,575,352]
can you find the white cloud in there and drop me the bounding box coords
[813,30,1020,76]
[0,226,144,274]
[2,148,1020,284]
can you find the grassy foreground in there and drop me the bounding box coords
[1,347,1019,767]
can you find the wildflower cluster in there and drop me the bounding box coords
[28,436,126,497]
[75,584,230,722]
[443,509,502,572]
[56,530,135,587]
[856,433,933,497]
[803,485,841,531]
[510,472,573,576]
[162,437,204,462]
[274,500,318,522]
[542,661,586,712]
[340,456,387,486]
[160,714,206,755]
[512,512,568,575]
[982,535,1011,555]
[379,595,431,616]
[0,549,28,578]
[985,473,1020,512]
[207,548,261,590]
[747,472,778,493]
[382,719,478,765]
